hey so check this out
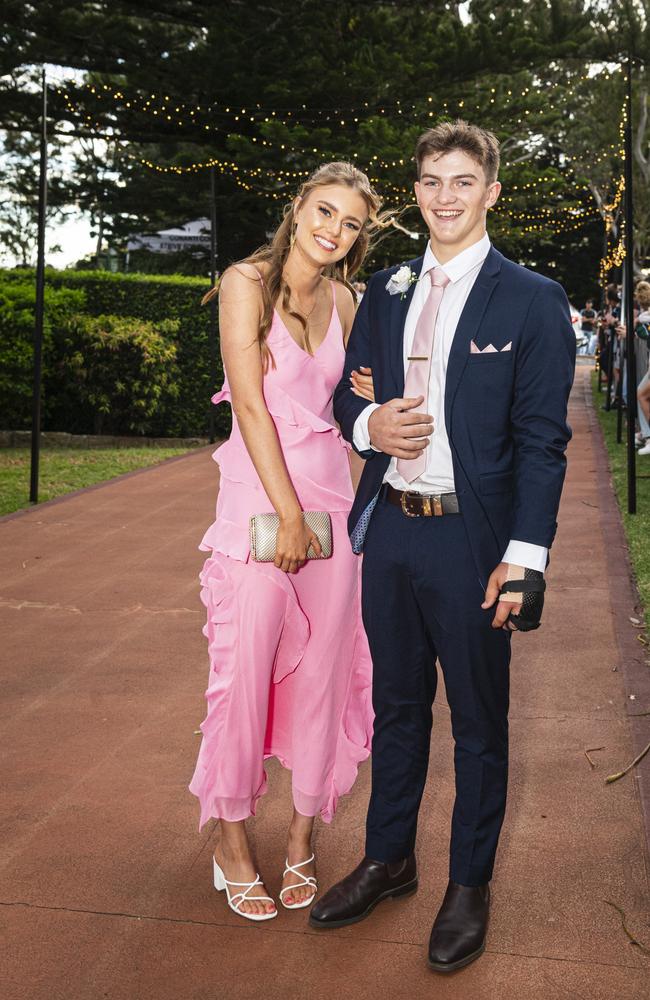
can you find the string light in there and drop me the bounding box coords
[499,213,602,237]
[599,142,627,281]
[603,175,625,214]
[51,72,627,245]
[54,66,625,179]
[600,232,626,283]
[55,67,622,131]
[54,105,623,235]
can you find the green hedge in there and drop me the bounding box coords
[52,313,180,435]
[0,280,85,429]
[0,269,229,437]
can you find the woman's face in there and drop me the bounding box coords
[293,183,368,267]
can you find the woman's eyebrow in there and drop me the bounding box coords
[318,199,362,225]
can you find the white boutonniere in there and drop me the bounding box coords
[386,265,418,299]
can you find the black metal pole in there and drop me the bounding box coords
[624,53,637,514]
[208,166,218,444]
[29,67,47,504]
[616,338,624,443]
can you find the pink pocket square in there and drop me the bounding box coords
[470,340,512,354]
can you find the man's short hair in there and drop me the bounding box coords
[415,120,500,184]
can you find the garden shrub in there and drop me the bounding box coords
[49,314,180,435]
[0,269,230,437]
[0,280,86,429]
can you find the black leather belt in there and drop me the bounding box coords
[383,483,460,517]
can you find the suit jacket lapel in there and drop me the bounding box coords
[388,255,424,395]
[444,247,503,428]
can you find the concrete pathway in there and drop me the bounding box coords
[1,365,649,1000]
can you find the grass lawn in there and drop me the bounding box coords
[0,446,200,517]
[592,371,650,627]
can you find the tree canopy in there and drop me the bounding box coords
[0,0,647,300]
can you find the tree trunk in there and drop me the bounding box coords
[634,83,649,184]
[95,208,105,263]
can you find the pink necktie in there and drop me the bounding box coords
[396,266,449,484]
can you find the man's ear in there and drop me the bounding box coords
[486,181,501,210]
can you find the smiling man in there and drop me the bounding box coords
[310,121,576,973]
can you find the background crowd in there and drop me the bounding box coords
[593,280,650,454]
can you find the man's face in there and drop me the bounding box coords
[414,149,501,259]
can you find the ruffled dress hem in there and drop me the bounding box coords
[190,740,371,830]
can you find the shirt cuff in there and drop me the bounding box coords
[353,403,381,453]
[502,540,548,573]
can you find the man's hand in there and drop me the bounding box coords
[482,562,522,630]
[367,396,433,459]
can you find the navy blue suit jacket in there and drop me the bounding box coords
[333,247,576,585]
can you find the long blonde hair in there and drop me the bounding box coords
[204,161,398,368]
[636,280,650,310]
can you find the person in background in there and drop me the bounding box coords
[637,368,650,454]
[352,280,367,302]
[581,299,598,355]
[634,281,650,452]
[601,285,622,406]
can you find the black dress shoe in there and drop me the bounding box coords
[309,855,417,929]
[428,880,490,973]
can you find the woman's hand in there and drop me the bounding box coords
[350,366,375,401]
[274,514,323,573]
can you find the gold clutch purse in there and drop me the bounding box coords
[249,511,332,562]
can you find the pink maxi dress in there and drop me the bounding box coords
[189,283,374,827]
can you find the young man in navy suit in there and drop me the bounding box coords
[310,121,576,972]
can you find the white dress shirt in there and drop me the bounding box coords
[352,233,547,573]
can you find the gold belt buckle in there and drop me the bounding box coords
[399,492,443,517]
[400,491,420,517]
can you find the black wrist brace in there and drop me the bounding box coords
[500,568,546,631]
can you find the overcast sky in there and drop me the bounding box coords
[1,64,98,268]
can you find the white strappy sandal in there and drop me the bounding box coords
[213,858,277,922]
[279,854,318,910]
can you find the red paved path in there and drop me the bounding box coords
[1,365,649,999]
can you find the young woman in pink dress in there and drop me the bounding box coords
[189,162,383,920]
